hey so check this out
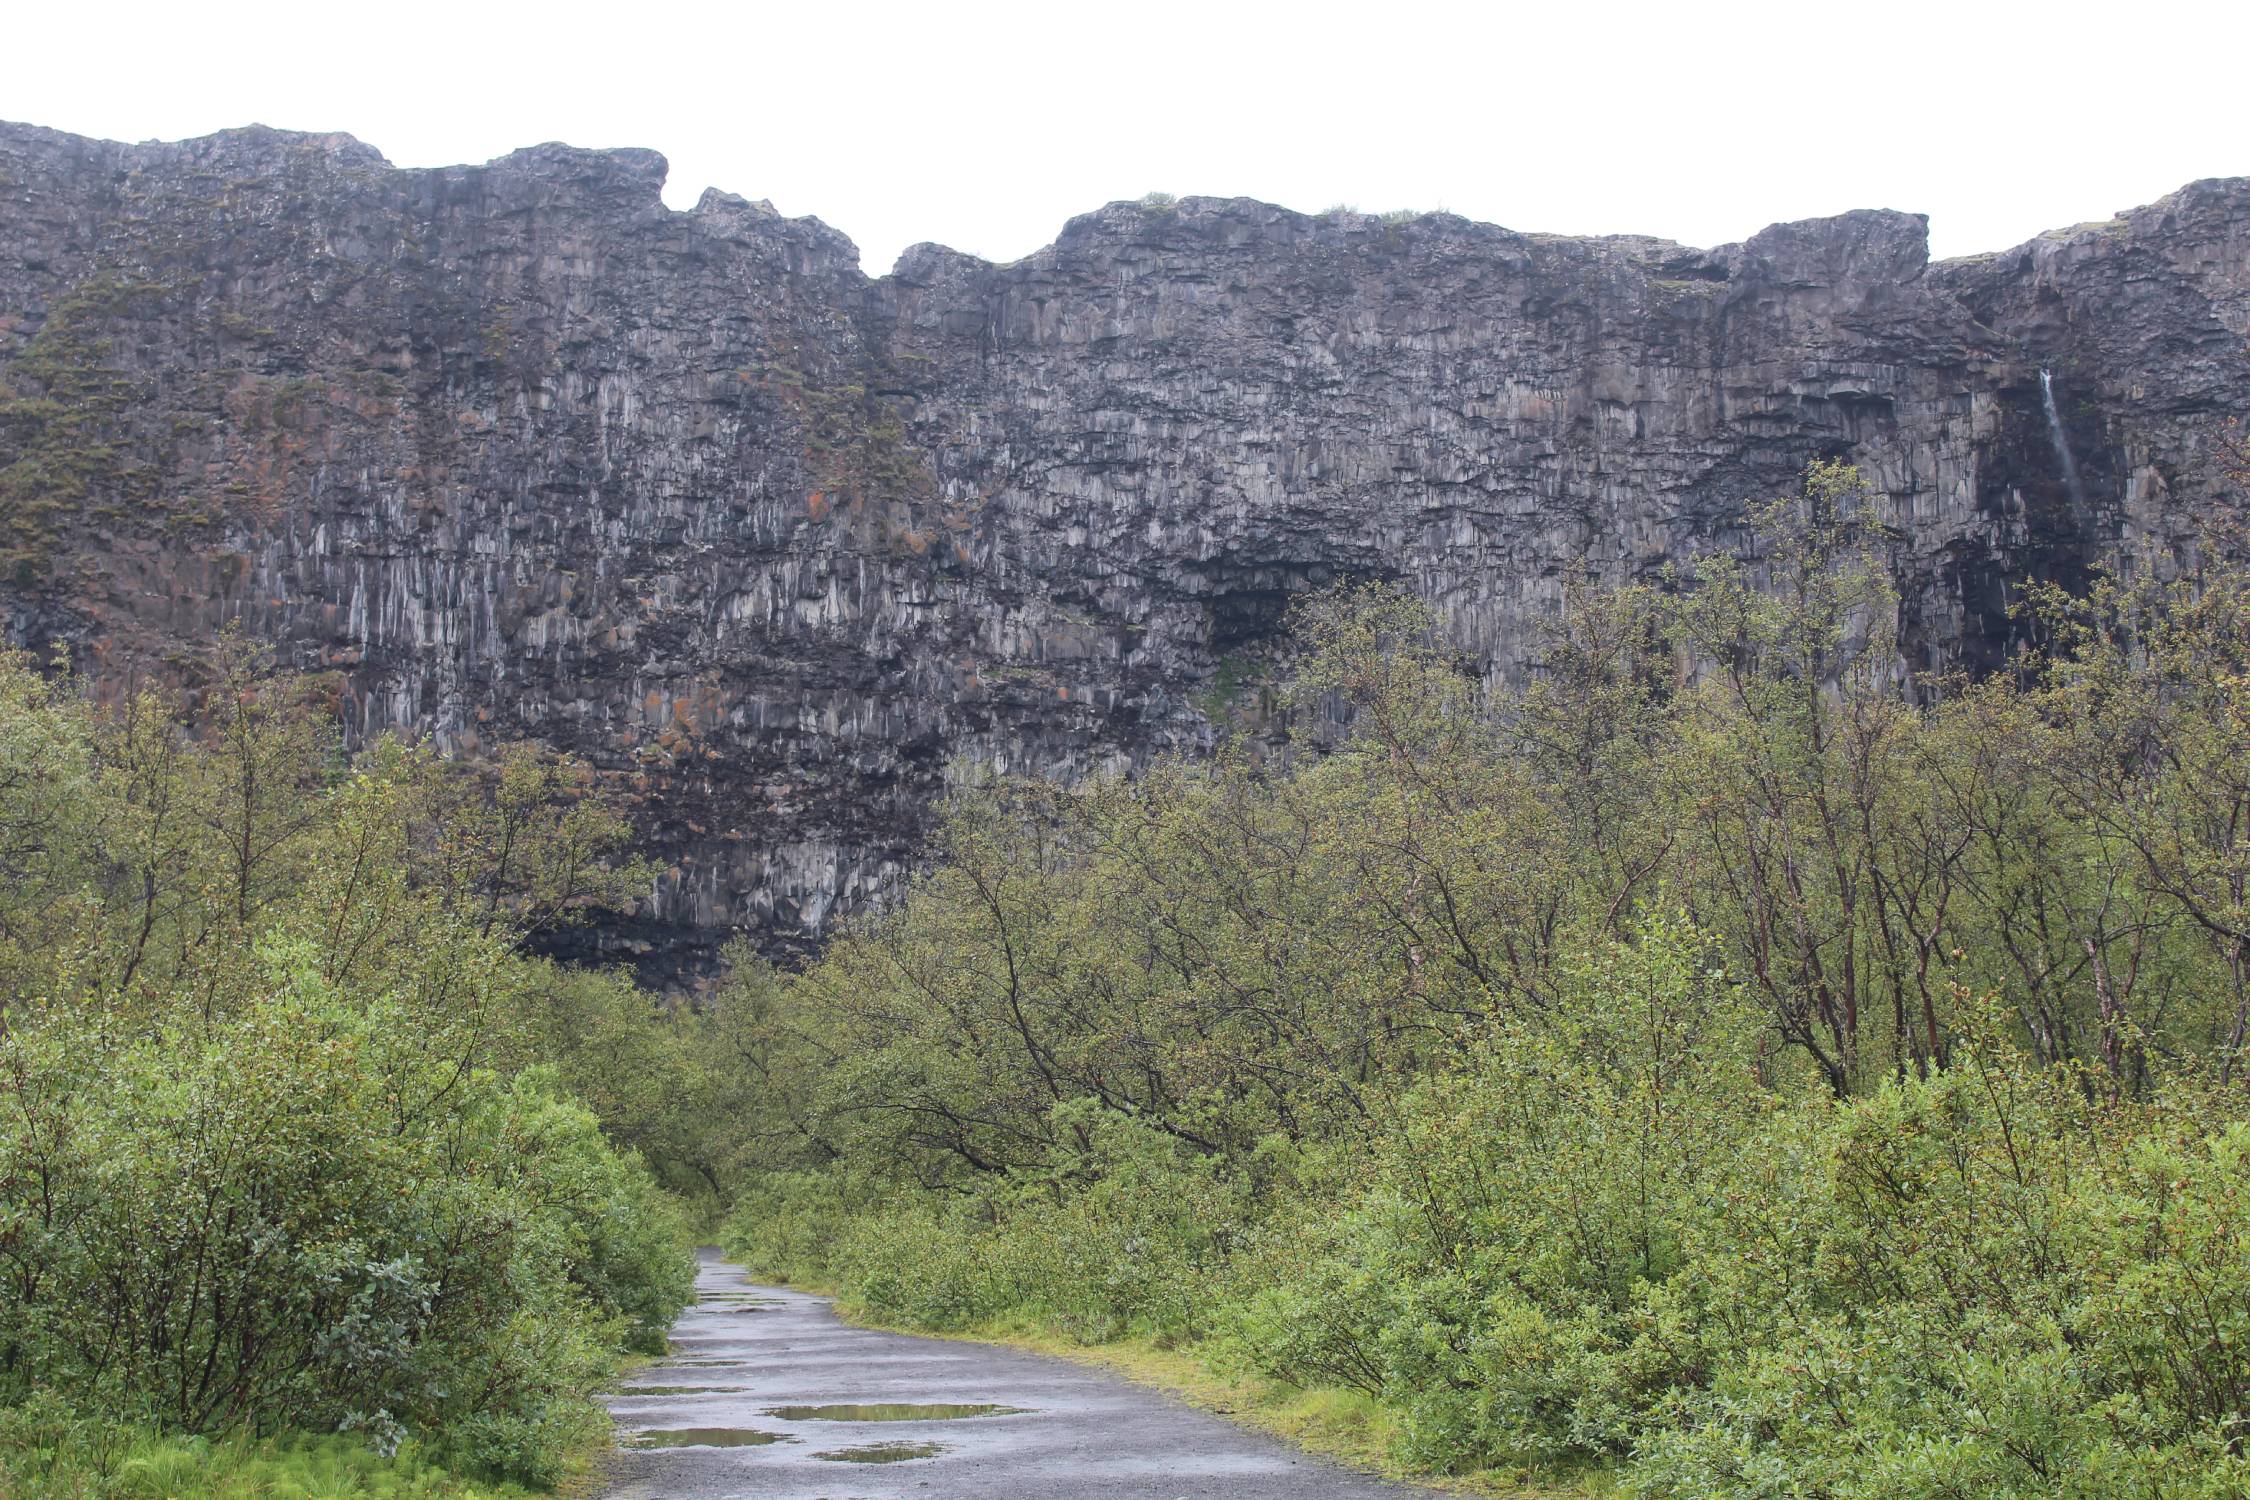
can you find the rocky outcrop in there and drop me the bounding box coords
[2,122,2245,974]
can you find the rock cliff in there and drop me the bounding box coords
[2,122,2245,973]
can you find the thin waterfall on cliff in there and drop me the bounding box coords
[2039,368,2089,517]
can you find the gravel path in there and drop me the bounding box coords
[599,1249,1449,1499]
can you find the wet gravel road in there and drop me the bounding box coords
[601,1250,1448,1499]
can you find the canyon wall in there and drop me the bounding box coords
[2,122,2245,971]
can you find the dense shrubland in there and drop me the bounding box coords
[10,457,2249,1497]
[0,643,699,1496]
[723,464,2250,1494]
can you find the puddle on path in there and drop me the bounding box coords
[619,1427,790,1449]
[816,1440,951,1463]
[613,1386,749,1397]
[765,1402,1025,1422]
[669,1359,752,1367]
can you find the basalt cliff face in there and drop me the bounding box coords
[2,122,2246,973]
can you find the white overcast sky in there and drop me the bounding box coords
[9,1,2246,274]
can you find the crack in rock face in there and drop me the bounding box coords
[2,122,2245,979]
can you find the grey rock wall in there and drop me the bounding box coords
[2,121,2244,973]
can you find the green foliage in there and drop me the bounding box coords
[0,1395,535,1498]
[0,643,696,1488]
[727,1108,1247,1346]
[1631,1058,2250,1498]
[1221,917,1779,1470]
[1,984,677,1479]
[717,460,2250,1490]
[15,454,2250,1492]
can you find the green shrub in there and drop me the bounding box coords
[1633,1063,2250,1498]
[749,912,2250,1490]
[0,643,699,1486]
[0,951,692,1483]
[1217,917,1775,1470]
[726,1106,1246,1343]
[721,1168,864,1285]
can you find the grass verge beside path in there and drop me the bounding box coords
[0,1403,633,1500]
[0,1431,541,1500]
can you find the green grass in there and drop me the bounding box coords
[0,1425,573,1500]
